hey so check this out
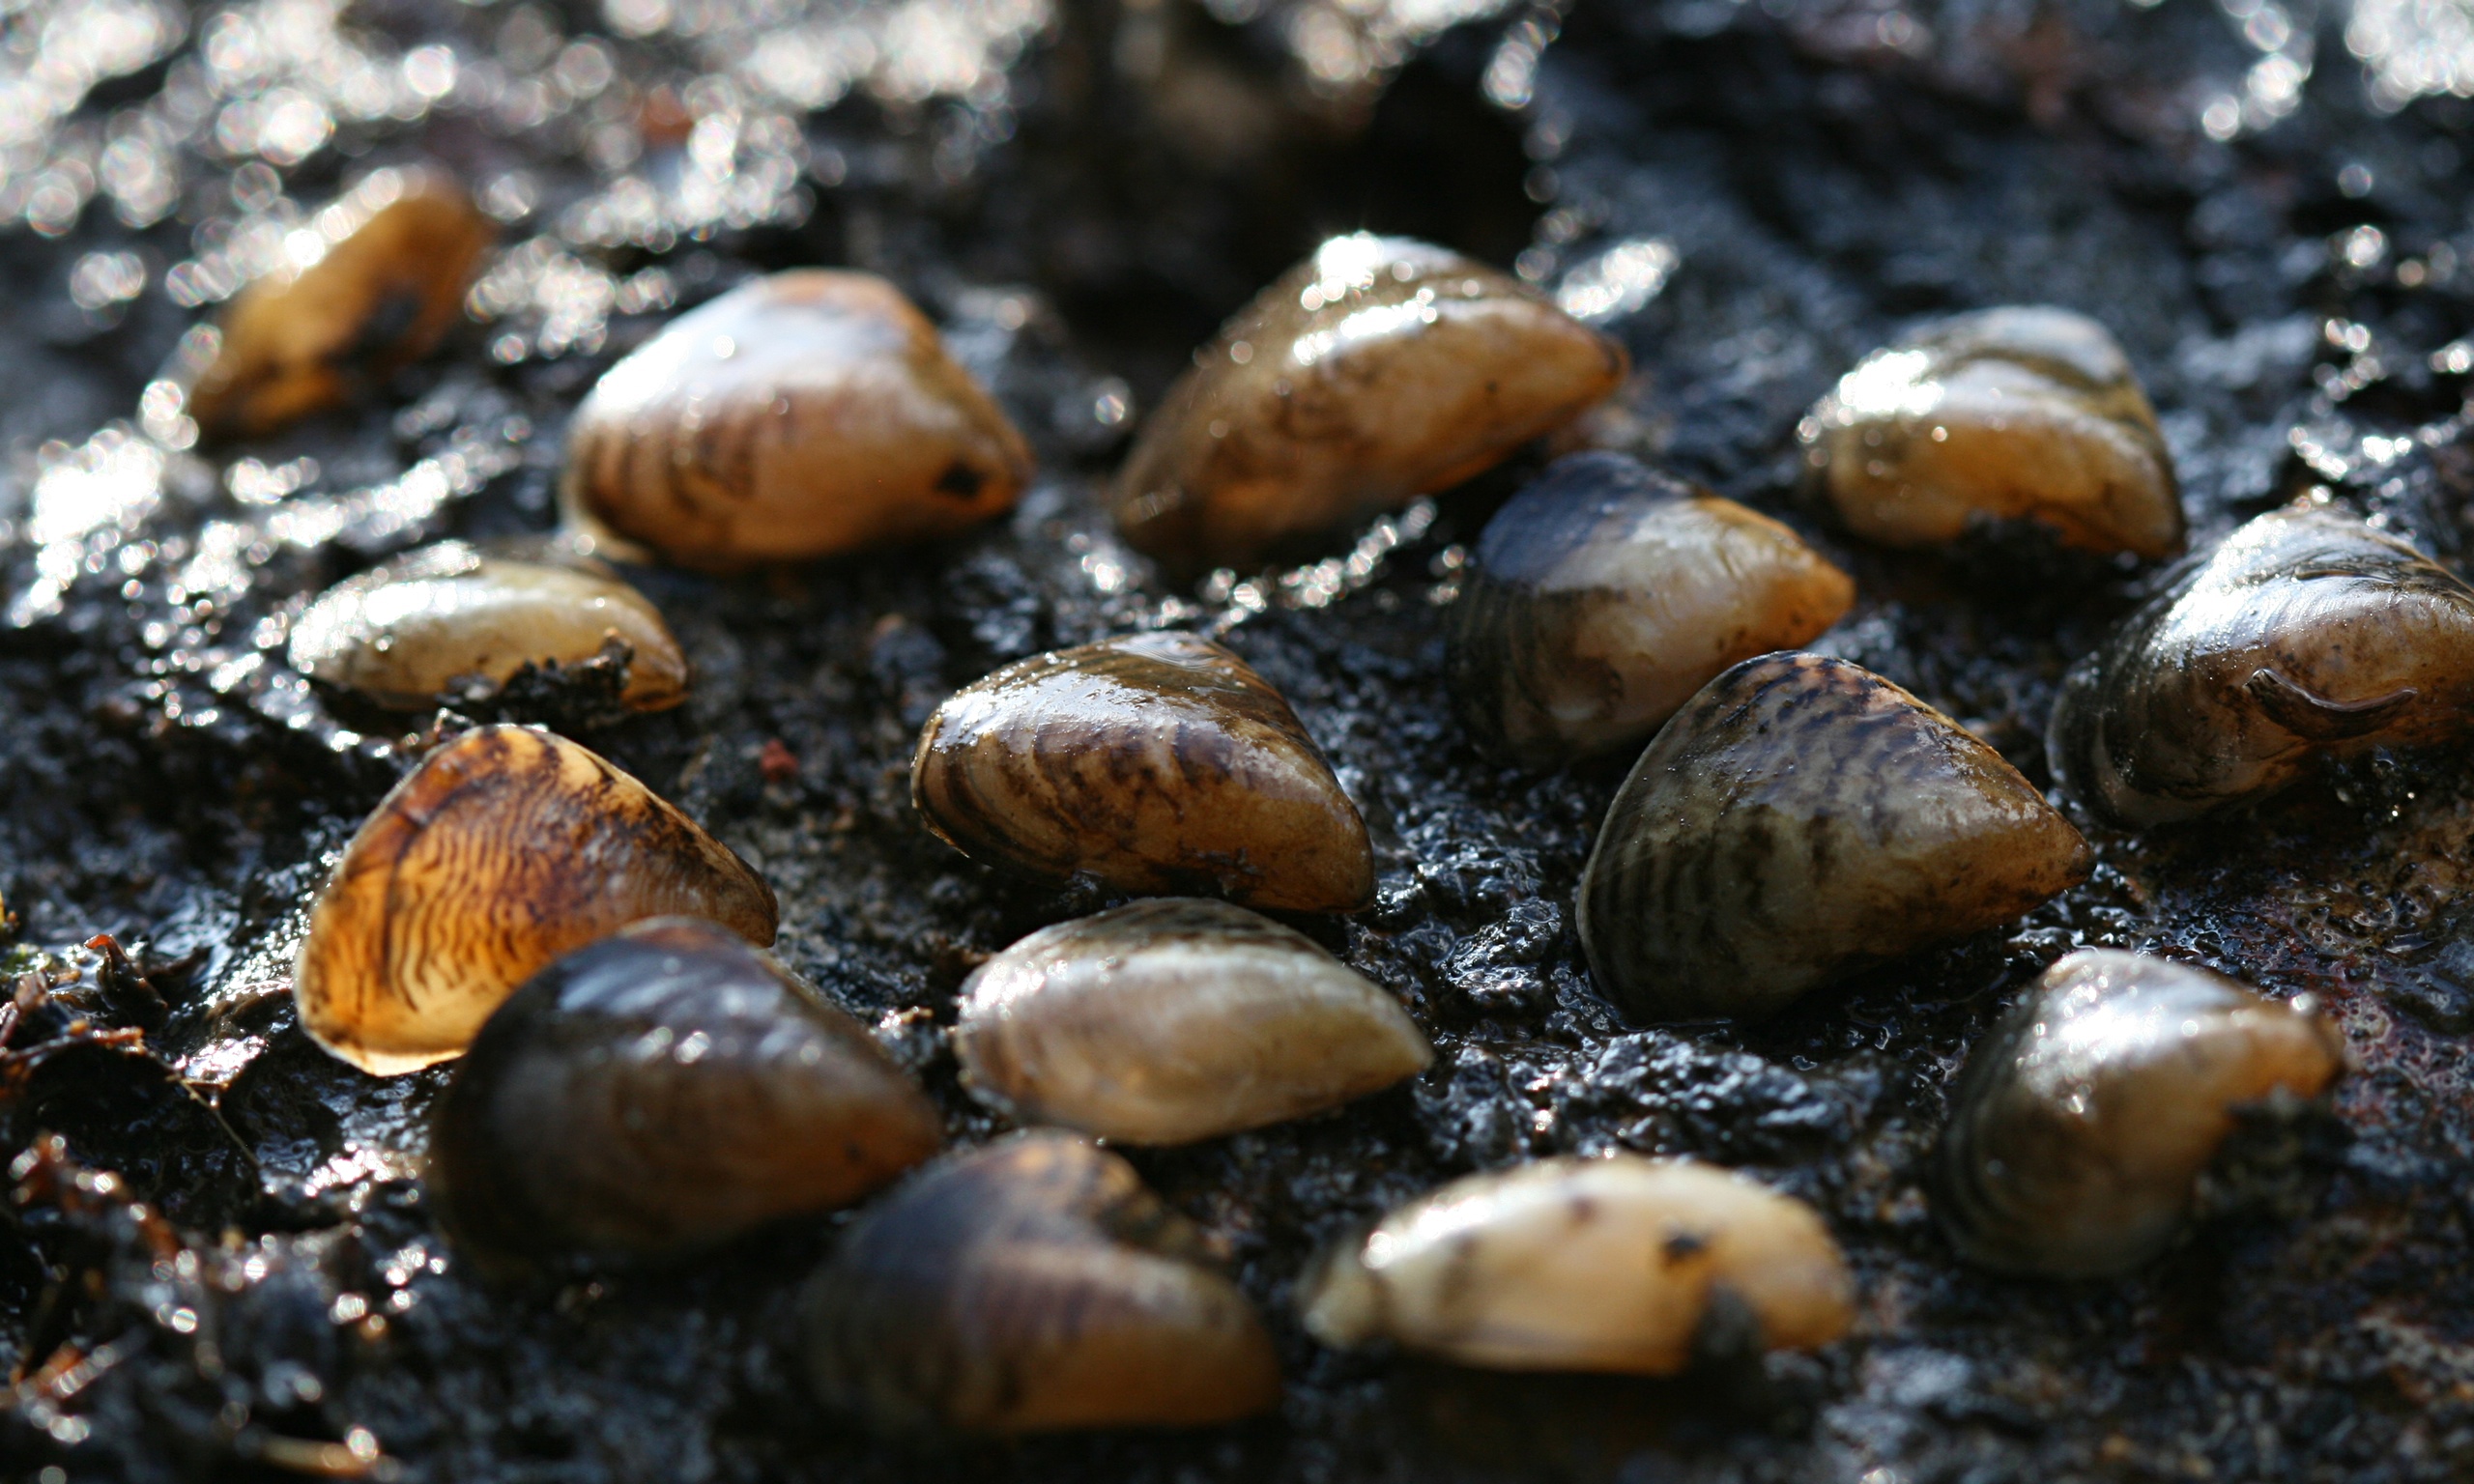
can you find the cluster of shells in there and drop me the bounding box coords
[225,167,2426,1433]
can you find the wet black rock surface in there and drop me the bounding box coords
[6,0,2474,1478]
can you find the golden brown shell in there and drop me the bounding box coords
[1446,452,1854,764]
[1805,305,2182,558]
[954,898,1430,1143]
[911,631,1373,913]
[800,1131,1281,1432]
[428,918,939,1266]
[1936,949,2347,1276]
[560,270,1032,569]
[1114,233,1627,575]
[293,725,777,1075]
[190,170,495,439]
[1302,1156,1854,1375]
[287,542,687,712]
[1578,652,2091,1022]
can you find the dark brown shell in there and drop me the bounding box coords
[1445,452,1854,764]
[427,917,940,1266]
[1578,652,2091,1022]
[190,170,494,439]
[1935,949,2346,1276]
[2049,500,2474,827]
[560,270,1031,569]
[293,725,778,1075]
[911,631,1372,912]
[1113,233,1626,575]
[799,1131,1281,1433]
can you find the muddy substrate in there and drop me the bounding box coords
[7,1,2474,1480]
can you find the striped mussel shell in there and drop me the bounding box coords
[799,1131,1281,1433]
[1445,452,1854,764]
[912,631,1373,913]
[2049,499,2474,828]
[561,270,1031,569]
[1578,652,2091,1023]
[1936,948,2346,1276]
[294,725,778,1075]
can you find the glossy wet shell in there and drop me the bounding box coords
[1806,305,2182,559]
[799,1131,1281,1433]
[1114,233,1627,574]
[287,542,687,711]
[1446,452,1855,764]
[911,631,1373,912]
[560,270,1032,569]
[189,171,495,440]
[293,725,778,1075]
[1301,1156,1854,1374]
[1936,949,2346,1277]
[427,917,938,1264]
[1578,652,2092,1023]
[954,898,1430,1144]
[2049,500,2474,828]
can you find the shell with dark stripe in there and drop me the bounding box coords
[799,1132,1280,1432]
[559,270,1030,570]
[2049,501,2474,828]
[1935,949,2345,1276]
[293,724,777,1074]
[1577,652,2090,1023]
[911,632,1373,913]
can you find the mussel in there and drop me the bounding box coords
[800,1131,1281,1432]
[294,725,777,1075]
[288,542,687,712]
[1114,233,1627,574]
[1578,652,2091,1022]
[912,632,1373,913]
[1445,452,1855,764]
[561,270,1032,569]
[191,169,496,439]
[1301,1156,1854,1374]
[954,898,1430,1144]
[2049,499,2474,827]
[1804,306,2182,559]
[1936,948,2347,1276]
[428,918,940,1265]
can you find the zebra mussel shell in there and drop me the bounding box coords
[912,631,1373,913]
[954,898,1430,1144]
[800,1132,1281,1433]
[1445,452,1855,764]
[561,271,1032,569]
[1114,233,1627,575]
[1578,653,2091,1023]
[1301,1156,1854,1375]
[1936,949,2346,1277]
[293,725,777,1075]
[1804,306,2182,559]
[190,169,495,440]
[428,918,940,1266]
[287,542,687,712]
[2049,500,2474,828]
